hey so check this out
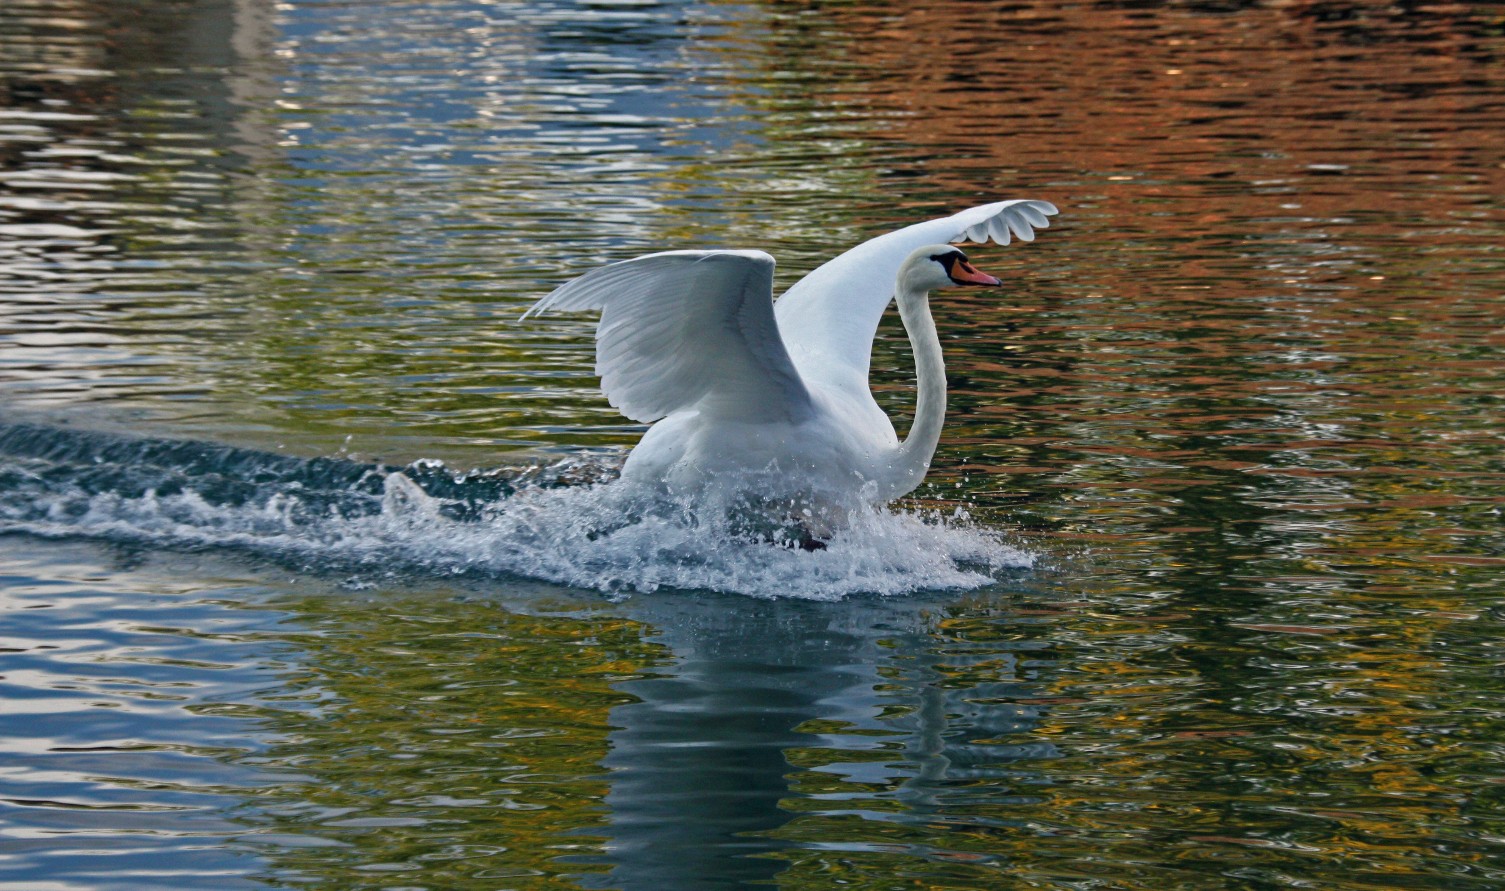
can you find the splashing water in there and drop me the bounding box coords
[0,424,1031,599]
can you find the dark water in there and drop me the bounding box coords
[2,0,1503,888]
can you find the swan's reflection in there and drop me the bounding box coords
[581,588,1051,889]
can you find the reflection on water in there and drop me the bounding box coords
[13,537,1500,888]
[0,541,308,889]
[2,0,1504,888]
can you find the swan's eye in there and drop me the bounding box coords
[929,251,966,272]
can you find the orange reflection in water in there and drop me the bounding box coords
[800,1,1501,205]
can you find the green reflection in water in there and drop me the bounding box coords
[238,589,668,889]
[764,591,1505,890]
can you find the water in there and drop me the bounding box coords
[0,423,1026,597]
[1,0,1502,888]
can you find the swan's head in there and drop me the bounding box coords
[899,244,1001,296]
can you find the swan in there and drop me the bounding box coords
[524,199,1058,531]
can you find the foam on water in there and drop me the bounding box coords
[0,424,1031,599]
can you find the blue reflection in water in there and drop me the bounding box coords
[0,543,312,889]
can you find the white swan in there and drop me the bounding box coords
[525,199,1058,523]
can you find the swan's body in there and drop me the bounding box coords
[526,200,1057,518]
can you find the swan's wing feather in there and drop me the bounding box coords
[774,199,1058,391]
[526,249,812,424]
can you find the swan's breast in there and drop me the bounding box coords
[620,390,895,505]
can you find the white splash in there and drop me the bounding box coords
[1,438,1032,599]
[415,473,1033,599]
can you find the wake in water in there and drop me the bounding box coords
[0,424,1031,599]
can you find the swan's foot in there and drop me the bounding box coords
[797,527,827,552]
[731,515,829,551]
[754,524,827,551]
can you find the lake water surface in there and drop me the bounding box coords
[1,1,1503,888]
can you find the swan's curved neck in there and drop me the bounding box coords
[887,282,946,499]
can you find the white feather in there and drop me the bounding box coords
[774,199,1057,395]
[526,249,811,424]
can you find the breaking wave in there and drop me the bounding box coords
[0,423,1032,599]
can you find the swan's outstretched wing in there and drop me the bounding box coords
[525,249,812,424]
[774,199,1058,393]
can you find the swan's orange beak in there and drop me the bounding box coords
[948,258,1001,287]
